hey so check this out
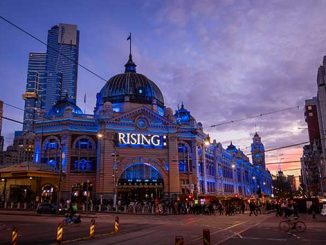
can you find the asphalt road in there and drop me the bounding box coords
[0,211,325,244]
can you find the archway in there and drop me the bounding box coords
[117,162,164,204]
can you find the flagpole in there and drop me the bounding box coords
[84,93,86,114]
[129,32,131,56]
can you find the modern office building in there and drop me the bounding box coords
[0,53,272,205]
[301,56,326,196]
[44,24,79,112]
[22,24,79,132]
[0,100,4,152]
[22,53,47,132]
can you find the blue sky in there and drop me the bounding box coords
[1,0,326,176]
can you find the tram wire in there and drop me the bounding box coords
[0,15,107,82]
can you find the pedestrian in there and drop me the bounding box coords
[249,200,257,216]
[310,202,317,219]
[241,202,245,214]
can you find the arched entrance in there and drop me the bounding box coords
[117,162,164,204]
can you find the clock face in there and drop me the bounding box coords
[136,117,148,129]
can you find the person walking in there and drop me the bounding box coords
[241,202,245,214]
[310,202,317,219]
[249,200,257,216]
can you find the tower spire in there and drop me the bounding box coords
[125,33,136,73]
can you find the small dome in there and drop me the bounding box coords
[97,55,164,107]
[226,142,237,152]
[47,97,82,117]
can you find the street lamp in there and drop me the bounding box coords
[1,178,7,203]
[112,151,119,210]
[56,143,65,212]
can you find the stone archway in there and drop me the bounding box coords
[117,162,164,203]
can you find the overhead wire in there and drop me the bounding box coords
[0,15,107,82]
[210,105,302,127]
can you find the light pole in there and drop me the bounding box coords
[112,151,119,210]
[57,143,64,212]
[1,178,6,203]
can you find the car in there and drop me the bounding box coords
[36,203,57,214]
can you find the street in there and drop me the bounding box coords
[0,211,325,244]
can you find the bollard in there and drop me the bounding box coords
[175,236,184,245]
[203,229,210,245]
[99,204,101,212]
[17,202,20,209]
[4,202,7,208]
[56,223,64,244]
[10,202,14,209]
[12,227,18,245]
[124,205,127,213]
[89,219,95,238]
[82,204,86,212]
[23,202,27,209]
[90,203,93,212]
[114,216,119,233]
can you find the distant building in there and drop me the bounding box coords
[22,53,47,132]
[251,132,266,169]
[272,170,292,198]
[287,175,296,192]
[0,131,34,165]
[301,56,326,196]
[0,100,4,152]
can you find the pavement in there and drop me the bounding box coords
[0,210,325,244]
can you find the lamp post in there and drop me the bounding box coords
[112,151,119,210]
[56,143,64,212]
[1,178,6,203]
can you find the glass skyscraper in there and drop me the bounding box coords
[45,24,79,111]
[23,24,79,132]
[23,53,47,132]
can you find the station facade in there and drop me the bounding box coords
[1,54,272,204]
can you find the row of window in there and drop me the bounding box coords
[224,184,234,193]
[207,181,216,192]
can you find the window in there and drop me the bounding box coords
[178,143,190,173]
[75,138,93,149]
[71,136,96,173]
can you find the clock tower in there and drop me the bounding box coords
[251,132,265,169]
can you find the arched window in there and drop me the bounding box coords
[42,136,60,170]
[71,136,96,173]
[75,138,93,149]
[178,143,190,173]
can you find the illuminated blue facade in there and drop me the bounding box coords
[32,53,272,201]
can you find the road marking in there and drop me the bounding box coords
[242,237,287,242]
[190,221,248,242]
[287,232,301,239]
[215,216,271,245]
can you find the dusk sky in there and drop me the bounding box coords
[1,0,325,180]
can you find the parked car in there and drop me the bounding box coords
[36,203,57,214]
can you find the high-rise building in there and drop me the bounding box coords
[44,24,79,112]
[22,24,79,131]
[0,100,4,152]
[251,132,266,169]
[22,53,47,132]
[301,56,326,196]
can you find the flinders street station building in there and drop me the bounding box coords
[0,54,272,206]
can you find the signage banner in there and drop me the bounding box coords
[115,132,167,148]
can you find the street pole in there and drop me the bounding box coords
[113,152,117,210]
[57,144,64,212]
